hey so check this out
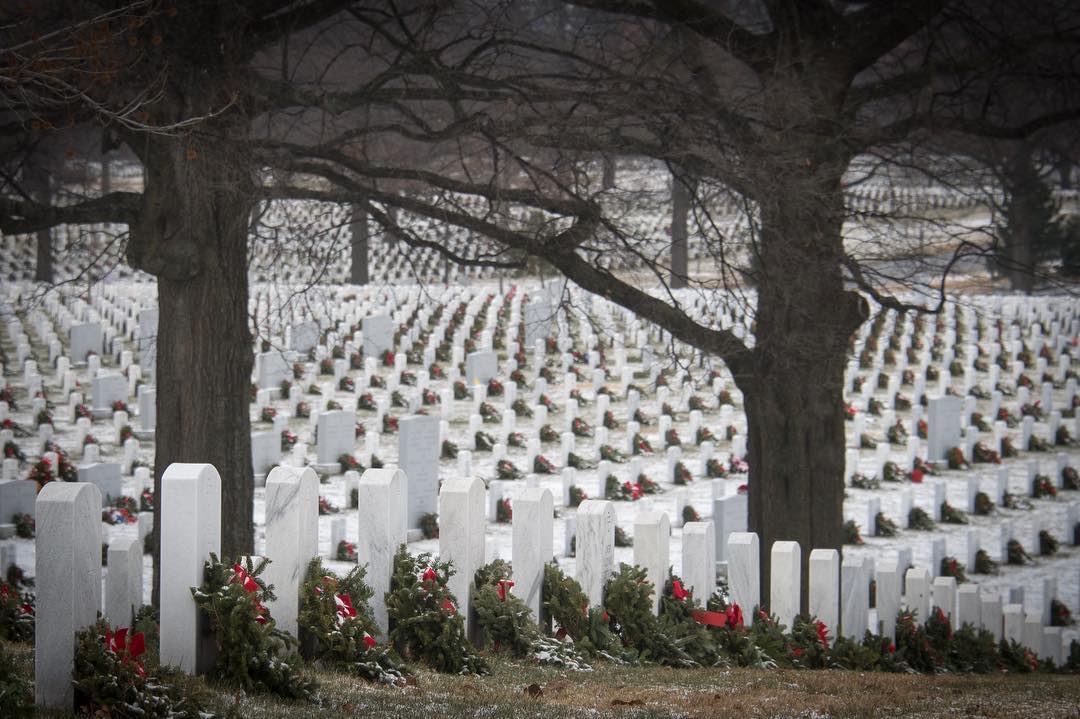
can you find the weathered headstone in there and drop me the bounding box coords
[91,373,127,416]
[315,409,357,467]
[904,567,931,623]
[137,308,158,369]
[840,556,868,640]
[288,321,319,354]
[398,414,441,528]
[926,396,962,461]
[465,350,498,386]
[512,488,554,621]
[0,478,37,521]
[105,535,143,628]
[576,500,616,607]
[251,431,281,480]
[439,477,486,641]
[682,521,716,608]
[35,481,102,709]
[263,466,319,637]
[633,511,670,615]
[160,463,221,674]
[727,532,758,626]
[76,462,122,505]
[362,315,393,359]
[932,576,957,627]
[770,541,800,631]
[523,298,552,348]
[809,548,840,643]
[713,493,747,564]
[70,322,103,362]
[256,351,289,390]
[137,385,155,436]
[875,559,901,640]
[956,584,981,629]
[356,467,407,635]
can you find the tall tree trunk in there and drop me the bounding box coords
[127,131,255,606]
[1000,142,1048,294]
[350,205,369,285]
[24,165,53,283]
[737,164,867,608]
[602,155,615,189]
[1056,155,1072,190]
[670,169,692,290]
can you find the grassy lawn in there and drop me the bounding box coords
[9,641,1079,719]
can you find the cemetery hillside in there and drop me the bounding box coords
[1,2,1079,718]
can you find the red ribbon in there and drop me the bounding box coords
[231,564,259,593]
[362,633,377,649]
[440,598,457,614]
[693,603,743,628]
[691,610,728,627]
[231,565,268,624]
[496,579,514,601]
[335,592,357,627]
[816,620,829,647]
[672,580,690,601]
[105,627,147,677]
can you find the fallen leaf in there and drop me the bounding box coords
[525,683,543,698]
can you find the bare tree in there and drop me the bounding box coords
[4,0,1079,606]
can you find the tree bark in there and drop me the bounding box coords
[127,130,255,606]
[736,162,867,608]
[602,155,615,189]
[1056,155,1072,190]
[1000,142,1045,294]
[670,169,691,290]
[350,205,369,285]
[24,165,53,283]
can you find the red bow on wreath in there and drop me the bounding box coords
[231,564,268,624]
[105,627,147,677]
[334,592,357,628]
[691,602,743,628]
[496,579,514,601]
[671,580,690,601]
[815,620,829,648]
[422,566,438,588]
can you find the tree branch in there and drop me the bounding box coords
[0,192,141,234]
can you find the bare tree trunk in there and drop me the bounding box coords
[350,205,369,285]
[127,131,255,606]
[1056,155,1073,190]
[999,142,1048,294]
[100,154,111,196]
[602,155,615,189]
[670,169,692,289]
[35,228,53,284]
[24,165,53,283]
[738,165,867,607]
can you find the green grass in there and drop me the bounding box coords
[7,641,1080,719]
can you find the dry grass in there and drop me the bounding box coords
[9,639,1078,719]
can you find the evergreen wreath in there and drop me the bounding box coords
[384,547,488,675]
[602,564,696,667]
[540,563,623,661]
[73,619,212,718]
[470,560,591,669]
[0,581,34,642]
[190,554,316,699]
[297,557,410,685]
